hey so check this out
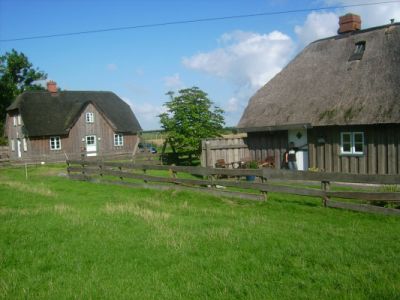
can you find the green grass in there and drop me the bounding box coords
[1,165,399,299]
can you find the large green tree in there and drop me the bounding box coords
[0,49,47,133]
[159,87,225,159]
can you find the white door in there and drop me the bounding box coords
[288,129,308,171]
[17,139,22,158]
[85,135,97,157]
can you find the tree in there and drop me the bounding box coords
[159,87,225,161]
[0,49,47,140]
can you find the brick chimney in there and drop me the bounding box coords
[47,81,58,93]
[338,13,361,34]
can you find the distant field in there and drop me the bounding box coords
[1,165,399,299]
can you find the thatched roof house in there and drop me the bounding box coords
[8,90,141,137]
[237,15,400,175]
[238,19,400,130]
[5,81,142,162]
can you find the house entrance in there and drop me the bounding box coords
[17,139,22,158]
[288,129,308,171]
[85,135,97,157]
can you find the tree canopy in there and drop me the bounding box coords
[0,49,47,130]
[159,87,225,159]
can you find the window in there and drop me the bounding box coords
[340,132,364,155]
[11,139,15,151]
[85,112,94,123]
[86,135,95,145]
[349,41,366,61]
[13,116,17,126]
[50,136,61,150]
[17,115,22,125]
[114,134,124,146]
[23,138,27,151]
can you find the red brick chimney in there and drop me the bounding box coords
[338,13,361,34]
[47,81,58,93]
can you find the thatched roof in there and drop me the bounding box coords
[238,22,400,131]
[7,91,142,137]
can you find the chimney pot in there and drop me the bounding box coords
[47,81,58,93]
[338,13,361,34]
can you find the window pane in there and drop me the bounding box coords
[343,143,351,152]
[342,133,351,143]
[50,137,61,150]
[86,113,94,123]
[354,133,363,143]
[354,143,363,153]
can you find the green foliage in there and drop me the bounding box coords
[0,49,47,128]
[1,165,400,299]
[246,160,259,169]
[159,87,224,158]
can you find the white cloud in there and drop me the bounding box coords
[183,30,295,90]
[325,0,400,27]
[122,97,166,129]
[294,1,400,48]
[106,63,118,72]
[163,73,184,89]
[225,97,240,113]
[295,11,338,48]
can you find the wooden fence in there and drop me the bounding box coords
[201,137,249,168]
[67,160,400,216]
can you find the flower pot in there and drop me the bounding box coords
[246,175,256,181]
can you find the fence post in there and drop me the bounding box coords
[261,176,268,201]
[67,160,70,178]
[143,168,148,183]
[118,166,123,181]
[169,165,177,184]
[321,180,330,207]
[99,161,103,179]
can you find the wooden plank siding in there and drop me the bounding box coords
[245,131,288,169]
[308,124,400,175]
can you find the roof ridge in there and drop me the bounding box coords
[311,22,400,45]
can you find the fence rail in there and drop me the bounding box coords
[66,160,400,216]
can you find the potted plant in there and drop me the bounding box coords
[245,160,259,181]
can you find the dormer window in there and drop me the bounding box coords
[86,112,94,123]
[349,41,366,61]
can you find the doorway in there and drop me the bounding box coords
[85,135,97,157]
[288,129,308,171]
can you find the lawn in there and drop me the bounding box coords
[1,164,399,299]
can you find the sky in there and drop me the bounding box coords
[1,0,399,130]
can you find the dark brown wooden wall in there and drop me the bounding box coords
[308,124,400,175]
[246,131,288,169]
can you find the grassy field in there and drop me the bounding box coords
[1,164,399,299]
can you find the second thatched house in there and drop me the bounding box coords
[5,81,142,162]
[237,14,400,174]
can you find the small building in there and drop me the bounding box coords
[5,81,142,162]
[237,15,400,174]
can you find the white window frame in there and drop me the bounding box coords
[23,138,27,152]
[85,112,94,123]
[114,134,124,146]
[13,116,17,126]
[49,136,61,150]
[340,132,364,155]
[17,115,22,125]
[11,139,15,151]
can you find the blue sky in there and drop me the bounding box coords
[1,0,399,129]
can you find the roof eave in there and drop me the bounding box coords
[237,123,313,133]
